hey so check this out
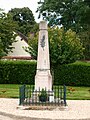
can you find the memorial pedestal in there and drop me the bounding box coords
[35,70,52,91]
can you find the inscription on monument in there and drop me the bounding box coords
[40,35,45,50]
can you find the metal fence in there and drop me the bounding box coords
[19,85,67,106]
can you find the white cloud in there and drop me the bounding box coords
[0,0,42,22]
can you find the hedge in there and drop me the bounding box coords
[0,60,90,86]
[0,60,36,84]
[54,61,90,86]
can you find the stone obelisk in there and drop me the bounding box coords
[35,21,52,91]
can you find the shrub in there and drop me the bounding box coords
[53,61,90,86]
[0,60,36,84]
[39,89,48,102]
[0,60,90,86]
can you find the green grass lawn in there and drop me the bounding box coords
[66,86,90,100]
[0,84,90,100]
[0,84,20,98]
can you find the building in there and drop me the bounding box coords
[3,32,32,60]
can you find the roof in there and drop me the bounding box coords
[2,56,33,60]
[16,31,28,43]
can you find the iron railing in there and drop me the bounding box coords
[19,85,67,106]
[19,84,26,105]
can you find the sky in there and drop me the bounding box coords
[0,0,42,23]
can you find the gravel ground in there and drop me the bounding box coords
[0,98,90,120]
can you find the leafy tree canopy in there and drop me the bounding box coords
[37,0,90,32]
[8,7,38,36]
[25,27,84,65]
[0,9,18,58]
[37,0,90,59]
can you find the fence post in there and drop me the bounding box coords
[19,84,26,105]
[63,85,67,106]
[60,86,62,100]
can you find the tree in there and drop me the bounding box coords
[49,28,84,65]
[8,7,37,36]
[37,0,90,59]
[0,9,17,58]
[37,0,90,31]
[25,32,38,60]
[25,27,84,65]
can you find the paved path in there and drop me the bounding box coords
[0,115,12,120]
[0,98,90,120]
[0,115,13,120]
[0,112,90,120]
[0,112,42,120]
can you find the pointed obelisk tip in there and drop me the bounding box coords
[39,21,47,30]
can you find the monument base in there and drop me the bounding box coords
[35,70,52,91]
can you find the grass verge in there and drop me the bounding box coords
[0,84,90,100]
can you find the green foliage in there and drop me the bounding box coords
[25,32,38,60]
[0,61,90,86]
[49,28,84,65]
[0,60,36,84]
[54,61,90,86]
[39,88,47,102]
[37,0,90,59]
[26,27,84,65]
[79,29,90,60]
[0,9,18,58]
[39,88,47,97]
[8,7,37,36]
[37,0,90,31]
